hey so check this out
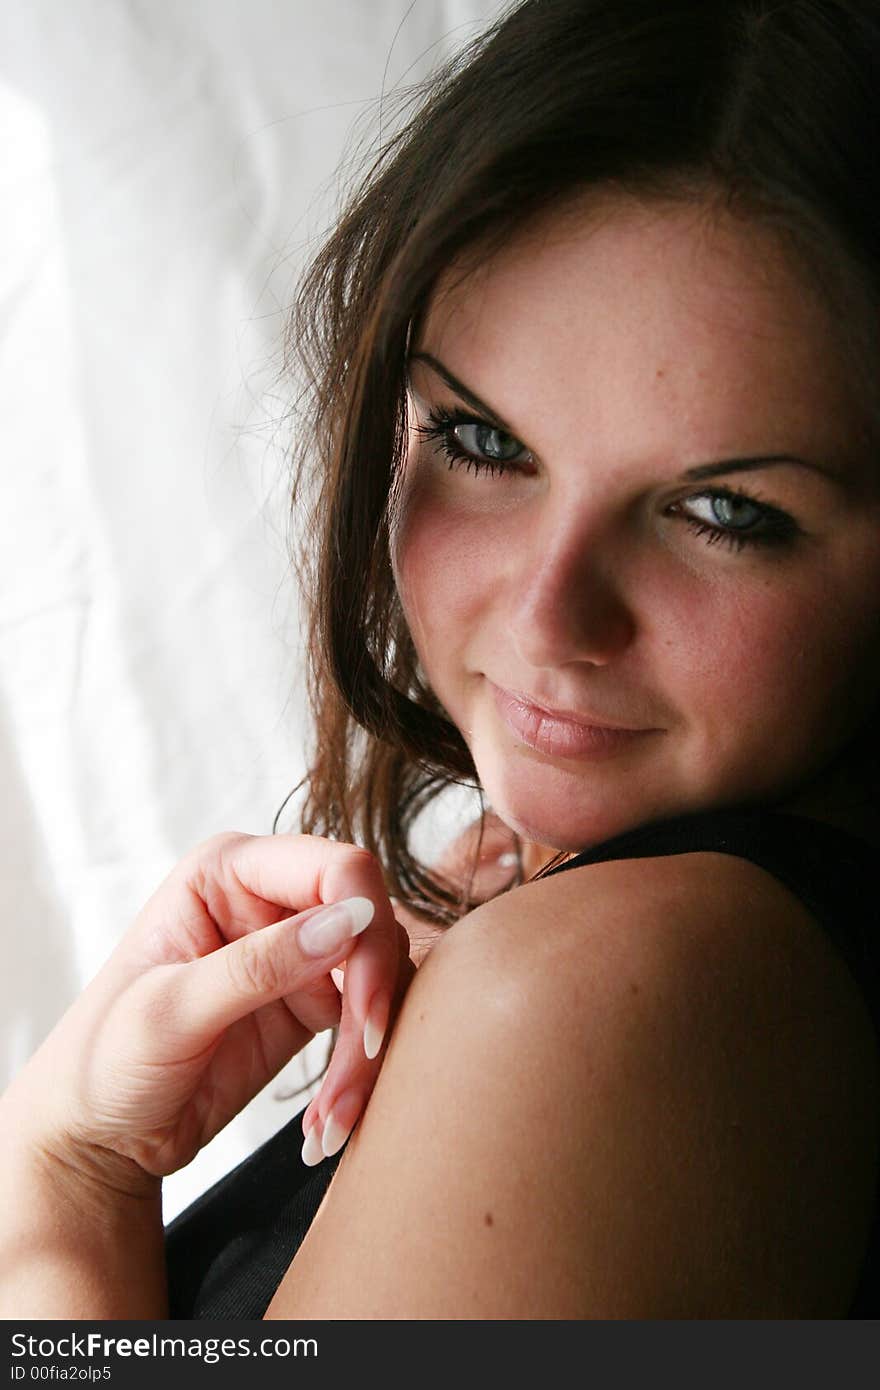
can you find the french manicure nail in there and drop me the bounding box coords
[301,1123,325,1167]
[363,996,388,1060]
[298,896,375,957]
[321,1109,354,1158]
[321,1087,362,1158]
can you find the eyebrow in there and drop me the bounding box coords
[409,352,516,432]
[407,350,838,486]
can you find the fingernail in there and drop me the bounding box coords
[363,995,388,1060]
[301,1123,325,1167]
[321,1113,352,1158]
[297,896,375,957]
[321,1087,362,1158]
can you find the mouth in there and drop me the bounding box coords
[488,681,658,761]
[490,682,652,731]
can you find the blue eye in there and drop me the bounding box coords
[693,492,763,530]
[670,489,798,553]
[414,407,528,477]
[413,406,799,554]
[451,422,525,464]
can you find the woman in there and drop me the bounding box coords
[2,0,880,1318]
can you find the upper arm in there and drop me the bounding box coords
[265,851,879,1319]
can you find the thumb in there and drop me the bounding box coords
[144,897,375,1052]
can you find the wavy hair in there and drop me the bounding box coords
[274,0,880,929]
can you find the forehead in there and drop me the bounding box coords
[416,192,867,467]
[425,194,822,354]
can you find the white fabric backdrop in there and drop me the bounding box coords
[0,0,505,1222]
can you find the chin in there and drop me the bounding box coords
[485,806,563,849]
[481,758,701,852]
[481,792,627,854]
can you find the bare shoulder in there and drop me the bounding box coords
[266,850,879,1319]
[471,846,879,1022]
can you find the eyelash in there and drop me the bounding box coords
[414,406,799,554]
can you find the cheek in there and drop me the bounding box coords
[391,482,498,656]
[666,568,880,757]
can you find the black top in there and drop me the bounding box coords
[164,805,880,1318]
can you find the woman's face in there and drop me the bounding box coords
[390,194,880,850]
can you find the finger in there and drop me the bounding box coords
[300,1058,370,1166]
[282,975,342,1035]
[300,936,416,1164]
[298,994,378,1163]
[187,833,399,946]
[301,1080,366,1165]
[131,833,402,972]
[154,896,375,1051]
[338,914,412,1058]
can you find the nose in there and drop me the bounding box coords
[506,501,637,669]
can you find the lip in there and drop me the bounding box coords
[489,682,657,760]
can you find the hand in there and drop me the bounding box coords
[2,832,413,1197]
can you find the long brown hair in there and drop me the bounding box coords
[273,0,880,930]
